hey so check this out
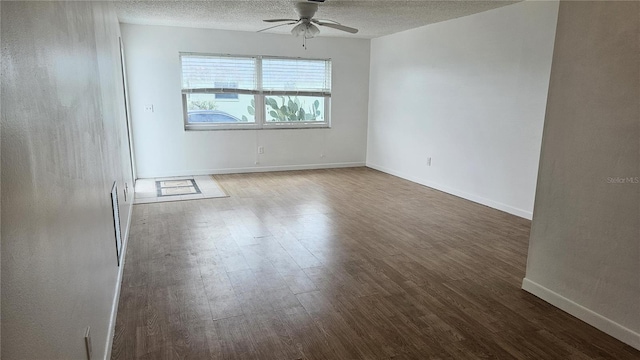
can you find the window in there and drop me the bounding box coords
[181,53,331,130]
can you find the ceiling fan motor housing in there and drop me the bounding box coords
[258,1,358,40]
[295,2,319,19]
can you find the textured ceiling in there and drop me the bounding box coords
[114,1,519,39]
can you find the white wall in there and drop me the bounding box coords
[121,24,370,178]
[523,1,640,350]
[1,2,134,359]
[366,1,559,219]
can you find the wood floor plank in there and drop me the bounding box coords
[112,168,640,359]
[214,315,260,360]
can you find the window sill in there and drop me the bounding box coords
[262,122,330,130]
[185,124,261,131]
[185,123,330,131]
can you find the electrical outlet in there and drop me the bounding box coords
[144,104,154,113]
[427,157,432,166]
[85,327,92,360]
[258,146,265,154]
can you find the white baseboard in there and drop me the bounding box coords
[522,278,640,350]
[137,162,366,179]
[103,201,134,360]
[366,162,533,219]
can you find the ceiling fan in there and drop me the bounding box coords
[258,1,358,48]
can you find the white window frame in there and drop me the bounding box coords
[180,53,331,131]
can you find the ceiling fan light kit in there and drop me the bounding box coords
[258,1,358,49]
[291,22,320,39]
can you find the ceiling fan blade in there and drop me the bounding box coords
[263,19,298,23]
[257,22,298,33]
[311,18,341,25]
[315,21,358,34]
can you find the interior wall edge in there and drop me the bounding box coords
[522,278,640,350]
[524,0,639,343]
[1,2,134,357]
[0,1,3,356]
[367,162,532,219]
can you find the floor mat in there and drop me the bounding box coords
[134,175,228,204]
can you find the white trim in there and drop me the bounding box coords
[137,162,365,178]
[522,278,640,350]
[260,122,330,130]
[366,162,532,219]
[185,123,262,131]
[104,201,134,360]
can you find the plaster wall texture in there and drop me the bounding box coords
[367,1,559,219]
[121,24,371,178]
[1,2,134,358]
[524,0,640,350]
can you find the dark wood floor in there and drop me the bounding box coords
[112,167,639,359]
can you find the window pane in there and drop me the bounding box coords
[186,93,256,124]
[262,58,331,93]
[264,96,325,122]
[181,55,257,91]
[214,82,239,99]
